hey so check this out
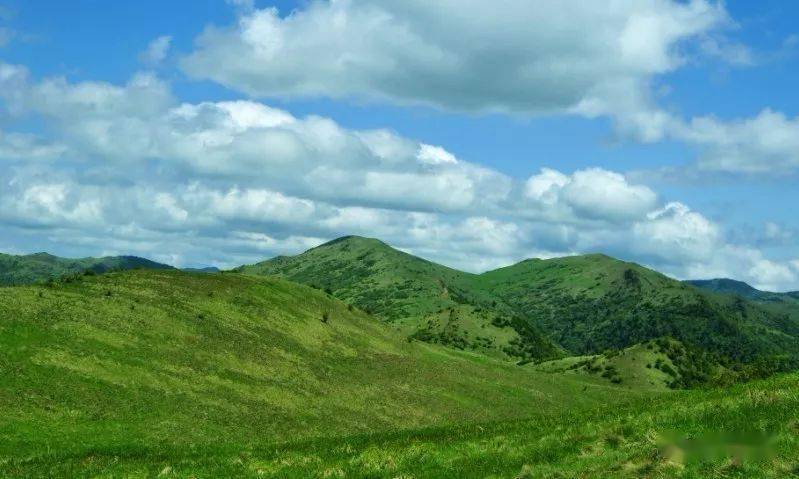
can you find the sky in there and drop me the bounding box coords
[0,0,798,291]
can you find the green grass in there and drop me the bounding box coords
[2,267,799,477]
[4,373,798,477]
[0,269,637,477]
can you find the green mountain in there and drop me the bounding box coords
[0,252,173,286]
[239,237,799,373]
[0,269,797,476]
[686,278,781,300]
[477,254,799,363]
[236,236,562,362]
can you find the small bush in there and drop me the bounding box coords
[321,311,330,323]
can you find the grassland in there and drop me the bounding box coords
[1,269,635,477]
[2,263,799,477]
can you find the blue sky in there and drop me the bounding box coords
[1,0,798,290]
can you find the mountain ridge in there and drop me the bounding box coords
[0,251,174,286]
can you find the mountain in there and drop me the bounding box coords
[236,236,562,361]
[239,236,799,373]
[0,268,628,475]
[182,266,220,273]
[477,254,799,363]
[0,252,173,286]
[686,278,781,300]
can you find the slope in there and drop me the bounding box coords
[478,254,799,366]
[0,269,631,474]
[0,252,173,286]
[240,238,799,372]
[236,236,561,361]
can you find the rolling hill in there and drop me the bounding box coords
[235,236,561,362]
[0,258,797,476]
[0,268,635,476]
[0,252,173,286]
[239,236,799,375]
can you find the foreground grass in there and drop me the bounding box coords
[0,270,633,477]
[3,374,798,478]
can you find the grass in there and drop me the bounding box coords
[0,269,640,477]
[4,373,798,477]
[1,267,799,477]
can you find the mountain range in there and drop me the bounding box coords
[237,236,799,372]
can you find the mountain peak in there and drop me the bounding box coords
[314,235,389,250]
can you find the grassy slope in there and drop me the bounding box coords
[0,252,173,286]
[236,236,561,361]
[6,371,799,477]
[477,254,799,363]
[240,238,799,369]
[533,338,736,390]
[0,269,632,476]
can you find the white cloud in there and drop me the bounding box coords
[139,36,172,65]
[676,109,799,174]
[633,202,719,262]
[182,0,726,119]
[524,168,658,223]
[177,1,799,177]
[0,62,797,290]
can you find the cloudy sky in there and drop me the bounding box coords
[1,0,798,291]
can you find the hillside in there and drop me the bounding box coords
[240,238,799,374]
[0,252,173,286]
[0,269,632,477]
[236,236,561,361]
[477,254,799,365]
[2,269,797,477]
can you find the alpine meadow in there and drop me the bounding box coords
[2,1,799,478]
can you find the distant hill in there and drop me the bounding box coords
[476,254,799,363]
[236,236,561,362]
[0,252,173,286]
[686,278,778,300]
[182,266,220,273]
[239,236,799,373]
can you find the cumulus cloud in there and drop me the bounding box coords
[524,168,658,223]
[0,62,796,289]
[181,0,726,117]
[675,109,799,174]
[177,1,799,176]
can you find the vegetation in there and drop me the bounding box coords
[2,250,799,476]
[0,269,634,477]
[0,252,173,286]
[236,236,560,362]
[239,237,799,377]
